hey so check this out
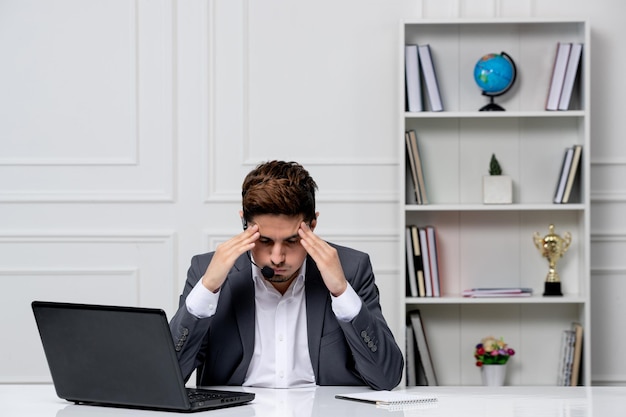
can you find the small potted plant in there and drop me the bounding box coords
[474,336,515,386]
[483,153,512,204]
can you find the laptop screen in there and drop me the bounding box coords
[31,301,255,412]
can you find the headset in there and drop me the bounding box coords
[242,217,274,279]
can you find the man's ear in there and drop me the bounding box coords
[309,214,319,231]
[239,210,247,230]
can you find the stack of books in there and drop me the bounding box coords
[405,44,443,112]
[405,130,428,205]
[557,322,583,386]
[461,288,533,298]
[405,225,440,297]
[546,42,584,111]
[553,144,582,203]
[406,310,438,386]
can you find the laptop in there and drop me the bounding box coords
[32,301,255,413]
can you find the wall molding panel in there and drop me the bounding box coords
[0,229,177,381]
[0,0,174,203]
[0,267,141,383]
[590,267,626,386]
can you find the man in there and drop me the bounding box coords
[169,161,403,390]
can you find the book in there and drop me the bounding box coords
[558,43,583,110]
[335,390,437,408]
[557,329,575,386]
[405,227,418,297]
[405,325,417,386]
[405,152,419,205]
[405,44,423,112]
[557,329,576,386]
[409,310,438,385]
[570,322,584,386]
[546,42,572,111]
[418,228,433,296]
[417,44,443,112]
[462,287,533,297]
[405,132,422,204]
[553,147,574,203]
[425,226,440,297]
[410,225,426,297]
[406,317,428,386]
[562,145,582,203]
[406,130,428,204]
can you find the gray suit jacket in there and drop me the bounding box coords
[169,243,403,391]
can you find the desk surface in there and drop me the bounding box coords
[1,384,624,416]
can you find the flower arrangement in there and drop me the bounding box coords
[474,336,515,367]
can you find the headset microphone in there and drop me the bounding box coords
[260,266,275,279]
[246,251,275,279]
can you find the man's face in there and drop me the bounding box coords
[249,214,310,284]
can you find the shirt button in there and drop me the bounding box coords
[278,371,284,378]
[278,334,284,342]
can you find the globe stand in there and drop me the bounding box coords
[479,94,505,111]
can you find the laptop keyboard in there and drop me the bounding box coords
[187,388,228,403]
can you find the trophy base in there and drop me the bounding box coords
[543,282,563,296]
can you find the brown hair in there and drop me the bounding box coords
[242,160,318,224]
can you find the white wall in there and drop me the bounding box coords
[1,0,624,385]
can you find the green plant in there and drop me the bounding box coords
[489,153,503,175]
[474,336,515,367]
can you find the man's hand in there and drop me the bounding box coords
[298,222,348,296]
[201,224,259,292]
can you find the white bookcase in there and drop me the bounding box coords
[399,19,590,386]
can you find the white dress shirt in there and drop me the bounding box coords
[244,262,314,387]
[185,259,362,388]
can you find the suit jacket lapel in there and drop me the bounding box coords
[226,256,255,384]
[304,256,329,377]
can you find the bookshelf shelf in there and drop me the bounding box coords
[406,295,587,305]
[404,110,586,119]
[405,204,586,212]
[399,19,590,387]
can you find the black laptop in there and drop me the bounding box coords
[32,301,255,412]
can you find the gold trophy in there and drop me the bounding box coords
[533,224,571,296]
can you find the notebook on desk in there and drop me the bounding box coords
[32,301,255,413]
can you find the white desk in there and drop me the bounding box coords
[1,384,624,416]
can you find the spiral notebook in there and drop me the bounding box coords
[335,390,438,409]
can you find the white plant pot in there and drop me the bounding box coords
[483,175,512,204]
[481,364,507,386]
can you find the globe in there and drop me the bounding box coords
[473,52,517,111]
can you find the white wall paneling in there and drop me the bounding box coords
[590,162,626,202]
[590,230,626,385]
[0,0,174,202]
[589,267,626,385]
[0,231,175,383]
